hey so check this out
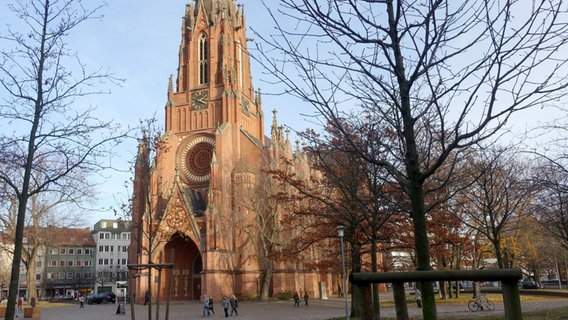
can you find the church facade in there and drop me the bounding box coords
[129,0,335,303]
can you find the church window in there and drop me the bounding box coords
[237,40,242,89]
[198,33,209,85]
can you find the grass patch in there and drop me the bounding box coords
[329,306,568,320]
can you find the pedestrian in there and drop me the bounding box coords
[222,296,230,317]
[17,296,23,310]
[144,291,150,305]
[293,292,300,307]
[79,295,85,308]
[208,296,215,315]
[304,292,309,306]
[229,294,239,316]
[202,295,210,318]
[415,288,422,308]
[116,302,122,315]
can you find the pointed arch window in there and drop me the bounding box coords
[236,40,243,89]
[198,33,209,85]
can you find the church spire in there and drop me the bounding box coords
[166,0,263,143]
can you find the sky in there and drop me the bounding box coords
[0,0,309,226]
[75,0,310,224]
[0,1,563,227]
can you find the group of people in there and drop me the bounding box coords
[292,292,309,307]
[202,294,238,318]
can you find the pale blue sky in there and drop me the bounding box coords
[1,1,562,226]
[0,1,308,225]
[81,1,309,223]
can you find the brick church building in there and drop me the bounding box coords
[129,0,335,303]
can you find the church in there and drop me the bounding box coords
[128,0,336,303]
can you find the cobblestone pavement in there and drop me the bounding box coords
[3,296,567,320]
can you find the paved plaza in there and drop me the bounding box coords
[4,295,564,320]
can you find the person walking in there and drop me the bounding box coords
[208,296,215,315]
[17,296,23,310]
[144,291,150,305]
[79,295,85,308]
[415,288,422,308]
[202,295,210,318]
[293,292,300,307]
[303,292,309,307]
[229,294,239,316]
[222,296,230,317]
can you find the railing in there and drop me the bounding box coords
[350,268,523,320]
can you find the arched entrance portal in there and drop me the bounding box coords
[164,232,202,300]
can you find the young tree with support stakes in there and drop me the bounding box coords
[253,1,568,319]
[0,1,125,319]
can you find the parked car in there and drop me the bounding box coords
[87,292,116,304]
[58,295,75,301]
[522,280,541,289]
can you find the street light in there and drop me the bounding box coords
[337,226,349,320]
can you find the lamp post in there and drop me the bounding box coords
[337,226,349,320]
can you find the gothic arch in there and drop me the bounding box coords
[164,232,202,300]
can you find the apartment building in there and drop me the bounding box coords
[92,219,130,295]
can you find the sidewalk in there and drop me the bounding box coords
[8,296,568,320]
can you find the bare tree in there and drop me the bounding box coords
[236,157,283,301]
[0,161,89,302]
[0,1,125,318]
[253,1,568,318]
[532,155,568,251]
[455,147,533,269]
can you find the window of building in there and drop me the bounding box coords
[84,260,92,267]
[198,33,209,85]
[75,273,81,279]
[68,248,74,255]
[122,258,127,265]
[60,248,66,255]
[51,248,58,255]
[237,39,242,89]
[84,272,92,279]
[113,222,118,228]
[49,260,57,267]
[66,272,73,279]
[101,221,107,228]
[67,260,74,267]
[98,258,103,265]
[36,274,41,281]
[99,246,103,252]
[76,249,82,255]
[76,260,82,267]
[59,260,65,267]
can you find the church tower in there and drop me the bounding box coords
[130,0,333,303]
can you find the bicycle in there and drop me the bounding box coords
[467,294,495,312]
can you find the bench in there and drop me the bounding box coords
[0,306,39,319]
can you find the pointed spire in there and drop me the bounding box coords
[271,109,279,141]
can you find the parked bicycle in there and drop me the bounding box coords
[467,293,495,312]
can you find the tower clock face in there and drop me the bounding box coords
[177,136,216,183]
[191,90,209,110]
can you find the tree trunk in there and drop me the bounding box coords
[259,262,273,301]
[370,238,380,319]
[27,259,38,301]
